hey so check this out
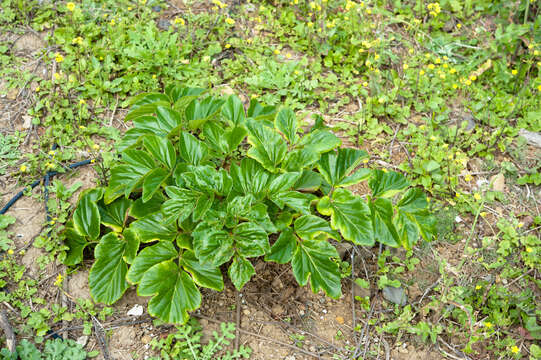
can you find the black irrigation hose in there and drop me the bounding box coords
[0,147,95,344]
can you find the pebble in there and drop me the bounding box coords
[335,316,344,324]
[76,335,88,346]
[127,304,144,317]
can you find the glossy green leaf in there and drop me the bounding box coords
[265,228,297,264]
[369,198,399,247]
[270,191,316,215]
[233,222,269,258]
[298,129,341,153]
[143,135,177,169]
[178,132,208,165]
[156,106,182,133]
[317,188,373,245]
[123,228,140,264]
[275,108,298,144]
[228,255,255,291]
[292,239,341,298]
[222,94,245,126]
[230,158,270,199]
[282,148,320,171]
[129,192,165,218]
[245,119,287,173]
[127,241,177,284]
[138,260,201,324]
[395,188,436,247]
[126,93,170,121]
[369,170,409,198]
[180,250,224,291]
[293,170,322,192]
[268,172,302,194]
[99,197,132,232]
[73,195,100,240]
[247,99,277,121]
[167,86,205,103]
[192,224,235,266]
[117,128,152,152]
[89,233,130,304]
[317,148,368,188]
[185,97,225,130]
[130,212,178,243]
[63,227,88,266]
[142,168,169,203]
[294,215,339,240]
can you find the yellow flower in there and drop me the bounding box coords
[511,69,518,75]
[470,75,477,81]
[464,174,472,182]
[517,222,524,228]
[35,86,40,92]
[92,144,100,150]
[20,165,27,172]
[449,68,457,74]
[452,83,458,89]
[430,136,437,141]
[378,97,385,104]
[48,150,56,156]
[456,23,462,29]
[480,212,487,217]
[428,63,435,70]
[435,57,441,64]
[7,249,14,255]
[174,17,185,26]
[455,192,460,198]
[403,64,409,70]
[511,346,519,354]
[442,143,448,148]
[526,247,533,253]
[475,285,482,290]
[484,321,492,328]
[362,81,368,87]
[537,84,541,91]
[439,73,446,79]
[53,72,61,80]
[225,18,235,25]
[273,49,280,55]
[465,79,472,86]
[307,22,313,27]
[72,36,83,45]
[54,274,63,287]
[79,99,85,104]
[474,193,481,201]
[66,2,75,11]
[285,53,292,59]
[152,74,156,79]
[363,158,369,164]
[225,43,231,49]
[419,70,425,75]
[55,53,64,63]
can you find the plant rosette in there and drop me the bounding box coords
[63,85,435,324]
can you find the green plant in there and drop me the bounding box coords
[0,338,92,360]
[63,85,435,324]
[149,318,251,360]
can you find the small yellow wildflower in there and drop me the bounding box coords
[474,193,481,201]
[480,212,487,217]
[110,19,115,26]
[428,63,435,70]
[48,150,55,156]
[538,84,541,91]
[439,73,446,79]
[79,125,86,129]
[475,285,482,290]
[526,247,533,253]
[452,83,458,89]
[425,53,431,59]
[511,346,519,354]
[430,136,437,141]
[225,43,231,49]
[273,49,280,55]
[442,143,448,148]
[378,97,385,104]
[511,69,518,75]
[435,57,441,64]
[225,18,235,25]
[464,174,472,182]
[54,274,63,287]
[72,36,83,45]
[92,144,100,150]
[534,50,539,56]
[362,81,368,87]
[450,68,457,74]
[46,162,55,169]
[35,86,40,92]
[455,192,460,198]
[465,79,472,86]
[285,53,292,59]
[456,23,462,29]
[484,321,492,328]
[79,99,85,104]
[408,48,414,54]
[7,249,14,255]
[152,74,156,79]
[363,158,369,164]
[517,222,524,228]
[403,63,409,70]
[66,2,75,11]
[470,75,477,81]
[55,53,64,63]
[20,165,27,172]
[174,17,185,26]
[307,22,313,27]
[128,6,132,10]
[419,70,425,76]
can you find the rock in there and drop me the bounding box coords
[335,242,353,260]
[127,304,144,317]
[490,173,505,192]
[352,282,370,299]
[335,316,344,324]
[272,277,284,290]
[141,335,152,344]
[271,304,285,316]
[382,285,407,306]
[76,336,89,346]
[519,129,541,148]
[455,215,463,223]
[243,309,251,316]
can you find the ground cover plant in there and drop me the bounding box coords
[0,0,539,358]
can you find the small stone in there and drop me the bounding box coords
[76,335,88,346]
[309,345,316,352]
[322,309,327,314]
[141,335,152,344]
[272,277,284,289]
[382,286,407,306]
[490,173,505,192]
[299,310,305,316]
[335,316,344,325]
[455,216,463,223]
[127,304,144,316]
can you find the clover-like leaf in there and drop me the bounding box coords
[138,260,201,324]
[89,233,130,304]
[292,239,341,298]
[317,188,373,245]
